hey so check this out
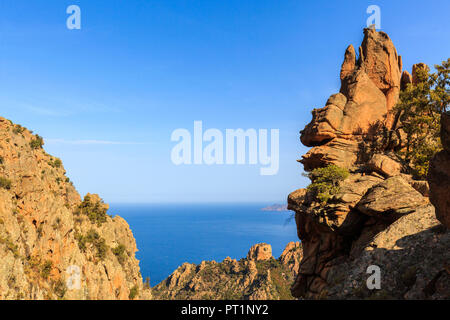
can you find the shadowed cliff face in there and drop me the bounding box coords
[0,117,151,300]
[289,29,449,299]
[429,112,450,229]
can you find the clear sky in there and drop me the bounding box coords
[0,0,449,203]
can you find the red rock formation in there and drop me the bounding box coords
[359,28,402,119]
[300,29,403,171]
[290,29,449,299]
[401,70,413,90]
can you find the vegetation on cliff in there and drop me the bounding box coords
[305,165,349,204]
[75,194,109,226]
[394,58,449,178]
[0,117,150,300]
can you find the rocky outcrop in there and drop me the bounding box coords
[300,28,403,171]
[247,243,272,261]
[289,29,449,299]
[0,117,151,300]
[359,28,402,118]
[152,242,302,300]
[428,112,450,228]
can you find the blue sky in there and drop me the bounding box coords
[0,0,449,203]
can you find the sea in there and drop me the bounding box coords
[110,203,298,287]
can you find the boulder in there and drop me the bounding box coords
[356,176,428,219]
[367,154,402,177]
[300,138,360,171]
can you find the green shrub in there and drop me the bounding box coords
[12,125,25,135]
[48,158,62,168]
[112,244,127,265]
[129,285,139,300]
[54,159,62,168]
[75,195,108,226]
[53,279,67,299]
[393,58,449,179]
[75,232,87,251]
[306,165,349,204]
[41,260,53,279]
[95,238,108,260]
[76,229,108,260]
[0,236,19,257]
[30,135,44,149]
[0,177,12,190]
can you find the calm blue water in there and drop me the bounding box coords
[110,203,298,286]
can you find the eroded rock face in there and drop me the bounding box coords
[428,112,450,228]
[359,28,402,116]
[300,29,402,171]
[0,117,151,300]
[289,29,449,299]
[279,242,302,277]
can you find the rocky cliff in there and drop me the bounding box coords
[0,117,151,300]
[429,111,450,229]
[152,242,302,300]
[288,28,449,299]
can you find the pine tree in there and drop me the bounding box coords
[394,58,449,179]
